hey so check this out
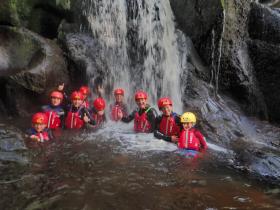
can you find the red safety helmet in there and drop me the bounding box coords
[157,97,172,109]
[93,97,106,111]
[32,112,48,124]
[71,91,84,101]
[50,91,63,99]
[79,86,90,96]
[114,88,124,96]
[134,91,148,101]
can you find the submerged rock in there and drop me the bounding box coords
[0,123,28,164]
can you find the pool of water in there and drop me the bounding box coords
[1,122,280,210]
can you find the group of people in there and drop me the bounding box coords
[26,84,207,157]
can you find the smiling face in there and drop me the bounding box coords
[136,98,147,109]
[182,122,194,130]
[51,97,62,106]
[161,104,172,116]
[72,99,83,108]
[33,123,46,132]
[115,94,124,103]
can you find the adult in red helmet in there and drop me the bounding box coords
[121,90,157,133]
[90,97,107,130]
[65,91,95,129]
[154,97,181,143]
[41,90,65,131]
[110,88,128,121]
[79,86,90,108]
[26,112,53,142]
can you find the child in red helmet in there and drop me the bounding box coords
[89,97,106,130]
[79,86,90,108]
[177,112,207,158]
[154,97,181,143]
[26,112,53,142]
[110,88,128,121]
[41,91,65,130]
[121,90,157,133]
[65,91,96,129]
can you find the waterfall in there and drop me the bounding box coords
[210,9,226,97]
[80,0,186,112]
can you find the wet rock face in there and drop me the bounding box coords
[0,0,74,39]
[0,26,68,116]
[248,40,280,122]
[249,3,280,44]
[170,0,223,48]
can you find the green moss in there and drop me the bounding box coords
[221,0,225,10]
[56,0,71,10]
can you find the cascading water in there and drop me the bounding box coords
[80,0,186,112]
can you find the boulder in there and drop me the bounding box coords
[0,26,68,116]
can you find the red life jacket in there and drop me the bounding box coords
[111,104,126,121]
[159,115,180,137]
[134,108,152,133]
[92,113,105,127]
[178,128,207,151]
[45,111,61,129]
[65,109,84,129]
[35,131,50,142]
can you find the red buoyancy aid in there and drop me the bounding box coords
[134,108,152,133]
[65,111,84,129]
[111,104,126,121]
[159,115,180,137]
[35,131,50,142]
[45,111,61,129]
[92,113,105,127]
[178,128,207,151]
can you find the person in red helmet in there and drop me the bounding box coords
[41,91,65,131]
[110,88,128,121]
[79,86,90,108]
[121,90,157,133]
[89,97,107,130]
[26,112,53,142]
[65,91,95,129]
[154,97,181,143]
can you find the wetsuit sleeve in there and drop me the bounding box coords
[153,116,172,142]
[121,110,136,123]
[194,129,208,150]
[147,108,158,132]
[82,108,96,125]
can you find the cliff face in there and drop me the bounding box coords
[170,0,280,124]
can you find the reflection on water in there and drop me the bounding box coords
[1,122,280,210]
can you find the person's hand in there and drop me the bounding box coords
[96,85,104,96]
[30,135,40,141]
[171,136,178,143]
[58,83,65,91]
[83,113,90,123]
[117,110,123,120]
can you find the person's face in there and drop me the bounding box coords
[33,123,46,132]
[182,122,193,130]
[51,97,62,106]
[115,94,123,103]
[161,105,172,116]
[72,99,83,108]
[136,98,147,109]
[97,110,104,116]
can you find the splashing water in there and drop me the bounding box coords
[80,0,186,112]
